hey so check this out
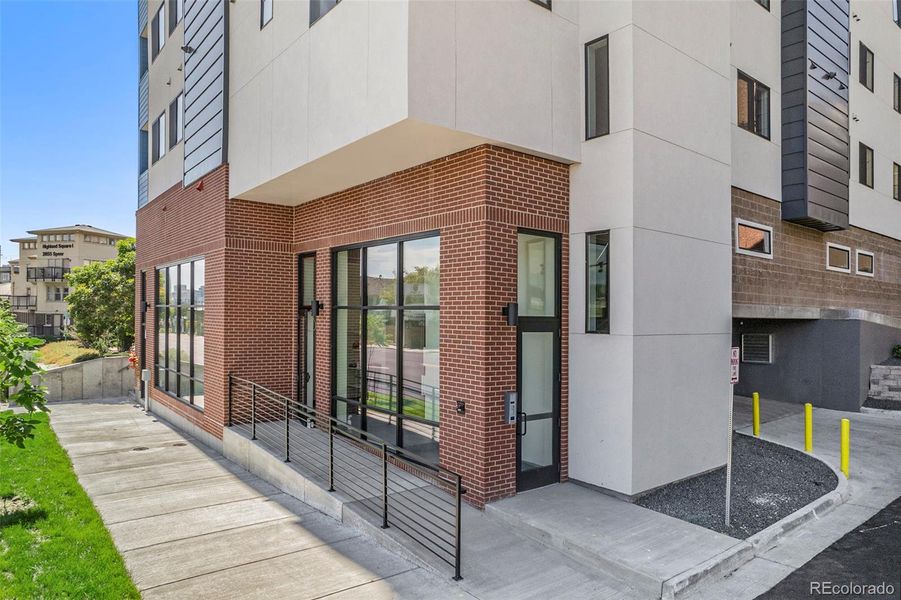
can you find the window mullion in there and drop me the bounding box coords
[396,242,404,448]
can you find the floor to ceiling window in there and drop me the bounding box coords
[155,258,205,408]
[333,234,440,463]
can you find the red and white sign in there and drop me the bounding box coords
[730,347,740,384]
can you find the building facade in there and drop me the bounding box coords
[135,0,901,506]
[4,226,128,337]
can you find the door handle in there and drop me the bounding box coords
[519,412,528,436]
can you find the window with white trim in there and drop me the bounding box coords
[826,243,851,273]
[856,250,874,277]
[735,219,773,259]
[152,111,167,163]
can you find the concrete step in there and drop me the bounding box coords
[484,483,752,599]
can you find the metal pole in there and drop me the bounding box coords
[381,442,389,529]
[725,383,734,527]
[453,474,463,581]
[227,373,233,427]
[328,421,335,492]
[285,398,291,462]
[141,369,150,413]
[251,383,257,440]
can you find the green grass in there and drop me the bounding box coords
[365,391,428,419]
[33,340,100,366]
[0,413,139,599]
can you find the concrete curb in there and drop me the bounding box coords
[662,433,849,598]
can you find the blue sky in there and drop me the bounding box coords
[0,0,137,263]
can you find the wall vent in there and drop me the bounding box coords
[742,334,773,364]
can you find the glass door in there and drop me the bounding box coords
[516,232,561,491]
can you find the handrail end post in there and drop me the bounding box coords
[381,442,389,529]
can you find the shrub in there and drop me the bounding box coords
[893,344,901,360]
[72,351,102,364]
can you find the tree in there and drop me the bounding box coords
[0,300,47,447]
[66,238,136,353]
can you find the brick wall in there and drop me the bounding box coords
[733,188,901,319]
[136,146,569,507]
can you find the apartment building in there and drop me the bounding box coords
[4,225,128,337]
[135,0,901,507]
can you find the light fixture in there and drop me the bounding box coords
[821,71,837,80]
[838,82,846,90]
[181,45,195,54]
[502,302,518,326]
[809,59,819,71]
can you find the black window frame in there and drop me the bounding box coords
[330,231,440,454]
[151,111,167,163]
[585,231,610,334]
[893,162,900,201]
[585,35,610,141]
[859,142,874,188]
[737,70,771,140]
[859,42,874,92]
[154,258,205,410]
[893,73,900,113]
[260,0,273,28]
[310,0,339,26]
[168,93,183,148]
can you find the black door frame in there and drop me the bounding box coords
[515,229,562,492]
[296,253,316,410]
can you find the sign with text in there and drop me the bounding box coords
[730,347,740,384]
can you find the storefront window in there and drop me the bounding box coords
[155,258,205,408]
[333,235,440,463]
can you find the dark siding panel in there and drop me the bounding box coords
[183,0,226,187]
[780,0,850,231]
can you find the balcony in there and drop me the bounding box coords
[28,324,62,339]
[0,295,37,310]
[26,266,70,282]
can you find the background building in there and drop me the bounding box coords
[135,0,901,506]
[4,225,128,337]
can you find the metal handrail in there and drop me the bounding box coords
[228,373,463,580]
[26,266,70,281]
[0,295,37,310]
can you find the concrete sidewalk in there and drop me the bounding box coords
[682,406,901,599]
[49,399,466,599]
[49,398,642,599]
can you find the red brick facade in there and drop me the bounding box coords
[136,146,569,507]
[733,187,901,319]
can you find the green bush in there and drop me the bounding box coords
[893,344,901,360]
[72,351,102,364]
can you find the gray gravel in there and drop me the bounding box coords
[637,433,837,539]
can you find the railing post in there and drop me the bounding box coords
[328,420,335,492]
[381,442,389,529]
[453,474,463,581]
[227,373,233,427]
[285,397,290,462]
[251,383,257,440]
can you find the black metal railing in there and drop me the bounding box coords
[27,324,61,338]
[0,295,37,310]
[228,374,463,580]
[26,266,70,282]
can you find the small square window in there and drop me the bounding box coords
[856,250,875,277]
[859,43,874,92]
[737,71,770,139]
[735,219,773,259]
[826,243,851,273]
[859,142,874,188]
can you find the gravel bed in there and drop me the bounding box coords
[637,433,837,539]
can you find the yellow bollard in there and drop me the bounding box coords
[804,403,813,452]
[840,418,850,478]
[752,392,760,437]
